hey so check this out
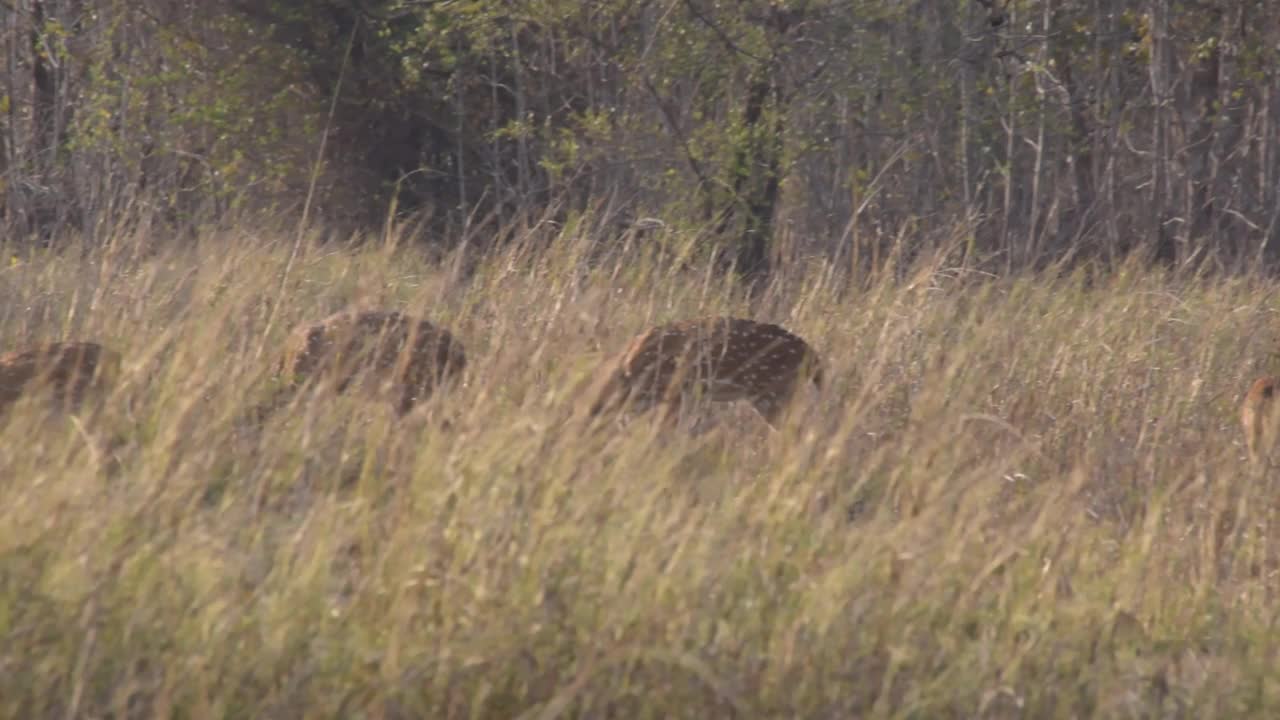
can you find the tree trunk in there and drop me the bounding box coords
[1184,7,1221,252]
[1049,0,1097,253]
[1148,0,1176,264]
[31,0,55,168]
[726,73,780,285]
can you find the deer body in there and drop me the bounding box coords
[0,341,120,413]
[272,309,466,416]
[585,317,822,428]
[1242,375,1280,468]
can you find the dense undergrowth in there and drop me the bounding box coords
[2,220,1279,718]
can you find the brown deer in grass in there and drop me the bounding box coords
[0,341,121,414]
[583,317,823,429]
[251,309,467,421]
[1241,375,1280,469]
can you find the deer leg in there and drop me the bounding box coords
[749,394,783,430]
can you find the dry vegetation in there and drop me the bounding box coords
[2,219,1279,718]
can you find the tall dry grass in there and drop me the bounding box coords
[1,219,1278,718]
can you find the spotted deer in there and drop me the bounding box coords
[1242,375,1280,469]
[583,317,823,429]
[0,341,121,414]
[255,309,467,419]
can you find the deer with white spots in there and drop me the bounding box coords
[583,317,823,429]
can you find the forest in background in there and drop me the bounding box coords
[4,0,1279,280]
[8,4,1280,717]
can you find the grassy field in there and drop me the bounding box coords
[2,221,1279,718]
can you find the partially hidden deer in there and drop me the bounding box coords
[1242,375,1280,469]
[0,341,121,414]
[582,317,823,429]
[251,309,467,421]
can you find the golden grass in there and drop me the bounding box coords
[2,220,1279,718]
